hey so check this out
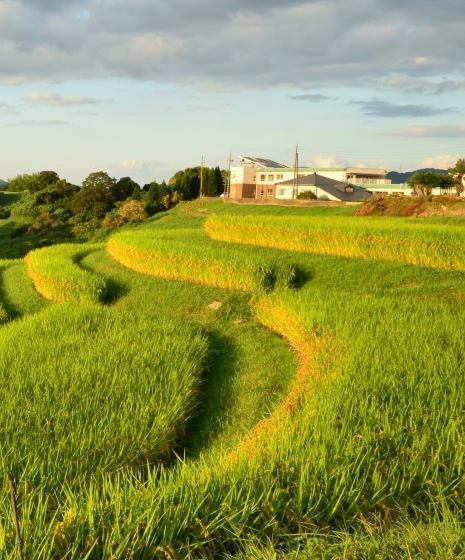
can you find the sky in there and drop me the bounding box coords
[0,0,464,186]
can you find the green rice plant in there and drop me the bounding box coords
[1,260,50,319]
[0,304,209,496]
[107,228,296,293]
[205,214,465,270]
[0,302,8,324]
[2,203,465,558]
[0,258,17,324]
[24,243,108,305]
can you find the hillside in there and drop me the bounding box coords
[1,200,465,558]
[386,167,447,183]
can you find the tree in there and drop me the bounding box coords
[130,186,142,201]
[144,181,169,214]
[169,167,201,200]
[114,176,140,202]
[72,171,116,218]
[202,167,224,197]
[35,171,61,192]
[82,171,116,191]
[407,170,454,195]
[448,158,465,197]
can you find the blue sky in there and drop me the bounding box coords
[0,0,464,186]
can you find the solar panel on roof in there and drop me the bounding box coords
[239,156,287,168]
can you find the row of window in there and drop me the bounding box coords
[259,173,284,181]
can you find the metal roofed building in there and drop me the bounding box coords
[275,173,373,202]
[228,156,390,200]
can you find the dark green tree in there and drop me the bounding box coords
[130,186,142,201]
[72,171,116,218]
[202,166,224,196]
[82,171,116,191]
[35,171,61,192]
[408,170,455,195]
[114,176,140,202]
[7,171,61,193]
[448,158,465,196]
[144,181,163,214]
[169,167,200,200]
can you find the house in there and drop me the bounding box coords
[275,173,372,202]
[228,156,389,201]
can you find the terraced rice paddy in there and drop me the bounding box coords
[1,200,465,558]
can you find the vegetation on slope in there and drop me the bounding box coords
[1,200,465,558]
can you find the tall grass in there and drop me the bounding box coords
[1,203,465,558]
[0,258,18,323]
[205,214,465,270]
[0,304,209,495]
[24,243,108,304]
[108,228,296,292]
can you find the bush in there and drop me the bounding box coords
[297,190,317,200]
[0,207,10,219]
[116,199,148,222]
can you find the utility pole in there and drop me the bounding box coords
[293,143,299,199]
[226,151,233,197]
[199,155,205,197]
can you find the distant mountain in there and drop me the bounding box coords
[387,168,447,184]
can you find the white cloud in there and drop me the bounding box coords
[307,154,349,168]
[389,125,465,137]
[420,155,463,169]
[119,159,146,170]
[118,159,161,171]
[25,92,108,105]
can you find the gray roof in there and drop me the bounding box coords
[239,156,288,168]
[277,173,372,201]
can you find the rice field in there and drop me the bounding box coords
[204,213,465,270]
[24,243,109,305]
[1,201,465,558]
[108,228,296,292]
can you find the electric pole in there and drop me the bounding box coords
[293,143,299,199]
[226,151,233,197]
[200,155,205,197]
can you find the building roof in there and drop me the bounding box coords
[239,156,288,168]
[277,173,372,201]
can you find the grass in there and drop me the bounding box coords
[80,247,296,455]
[0,200,465,558]
[108,227,296,293]
[204,213,465,270]
[25,243,109,304]
[0,304,209,494]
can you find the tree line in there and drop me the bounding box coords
[407,158,465,196]
[0,166,225,243]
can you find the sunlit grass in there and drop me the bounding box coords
[205,213,465,270]
[108,227,296,292]
[24,243,108,304]
[1,201,465,558]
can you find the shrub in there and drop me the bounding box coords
[116,199,148,222]
[297,190,317,200]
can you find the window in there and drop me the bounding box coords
[260,174,266,181]
[277,188,285,196]
[268,174,274,181]
[267,188,274,196]
[276,174,283,180]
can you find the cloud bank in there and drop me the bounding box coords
[0,0,463,92]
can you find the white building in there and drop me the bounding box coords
[228,156,390,201]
